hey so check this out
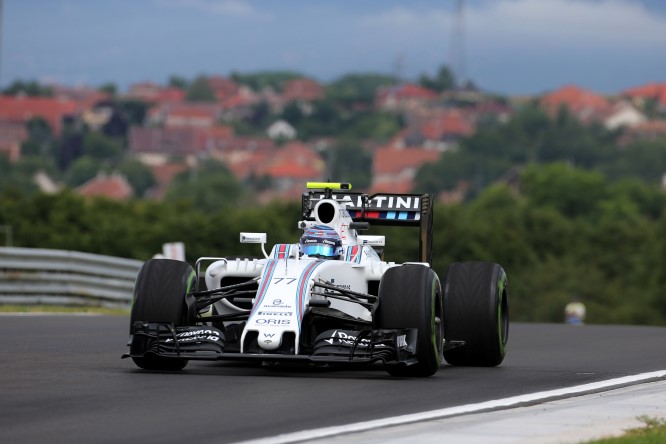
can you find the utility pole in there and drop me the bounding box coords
[394,53,404,86]
[0,225,12,247]
[450,0,466,88]
[0,0,4,88]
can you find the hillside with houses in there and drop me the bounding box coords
[4,72,666,325]
[1,70,666,208]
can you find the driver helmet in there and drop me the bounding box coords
[300,225,343,259]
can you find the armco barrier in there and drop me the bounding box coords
[0,247,144,308]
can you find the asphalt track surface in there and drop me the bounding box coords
[1,315,665,444]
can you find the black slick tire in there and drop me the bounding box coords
[376,264,443,377]
[130,258,197,371]
[442,262,509,367]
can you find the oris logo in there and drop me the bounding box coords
[256,319,290,326]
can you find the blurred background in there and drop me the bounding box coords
[1,0,666,325]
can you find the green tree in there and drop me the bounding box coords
[602,139,666,184]
[164,161,245,212]
[3,80,53,96]
[66,156,99,187]
[414,104,620,197]
[326,73,397,105]
[296,99,344,139]
[230,71,304,92]
[520,163,607,219]
[82,132,123,161]
[117,99,150,127]
[21,117,54,158]
[98,83,117,96]
[281,101,306,127]
[0,157,36,194]
[343,111,402,140]
[327,140,372,189]
[419,65,455,92]
[185,76,216,102]
[117,160,156,197]
[168,75,189,90]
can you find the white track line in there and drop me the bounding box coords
[0,312,104,316]
[236,370,666,444]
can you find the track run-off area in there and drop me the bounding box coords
[1,315,665,444]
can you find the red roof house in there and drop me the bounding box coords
[540,85,611,123]
[420,110,475,141]
[207,76,241,102]
[127,82,185,104]
[0,120,28,162]
[253,142,326,201]
[164,104,221,128]
[371,147,441,193]
[76,173,133,200]
[376,83,439,110]
[0,95,80,135]
[282,78,325,102]
[129,126,209,160]
[621,82,666,109]
[147,162,190,199]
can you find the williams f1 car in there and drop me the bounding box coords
[123,182,509,377]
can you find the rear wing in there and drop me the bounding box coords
[302,190,434,265]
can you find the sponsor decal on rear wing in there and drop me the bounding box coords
[302,192,430,225]
[302,190,434,264]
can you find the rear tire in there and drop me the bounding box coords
[376,265,443,377]
[443,262,509,367]
[130,259,197,371]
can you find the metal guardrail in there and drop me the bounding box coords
[0,247,143,308]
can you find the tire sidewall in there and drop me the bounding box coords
[129,258,196,371]
[443,261,508,367]
[376,264,443,376]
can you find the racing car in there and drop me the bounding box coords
[123,182,509,377]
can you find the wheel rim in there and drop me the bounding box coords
[499,288,509,348]
[436,295,443,356]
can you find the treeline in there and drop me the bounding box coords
[417,105,666,198]
[2,161,666,326]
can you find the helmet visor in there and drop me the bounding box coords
[301,243,338,258]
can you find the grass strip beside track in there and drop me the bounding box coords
[585,417,666,443]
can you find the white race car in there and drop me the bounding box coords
[124,183,509,377]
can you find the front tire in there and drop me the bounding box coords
[376,265,443,377]
[443,262,509,367]
[129,259,197,371]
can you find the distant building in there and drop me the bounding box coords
[129,126,208,165]
[376,83,439,111]
[127,82,185,104]
[0,95,80,135]
[254,142,325,201]
[33,171,61,194]
[621,82,666,112]
[419,109,475,150]
[620,120,666,146]
[76,172,133,200]
[267,120,297,140]
[282,78,325,102]
[602,101,646,130]
[371,146,441,194]
[207,76,241,102]
[0,120,28,162]
[147,162,190,200]
[540,85,611,124]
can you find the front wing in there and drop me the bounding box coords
[123,323,424,367]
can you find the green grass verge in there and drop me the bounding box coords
[585,416,666,443]
[0,304,130,315]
